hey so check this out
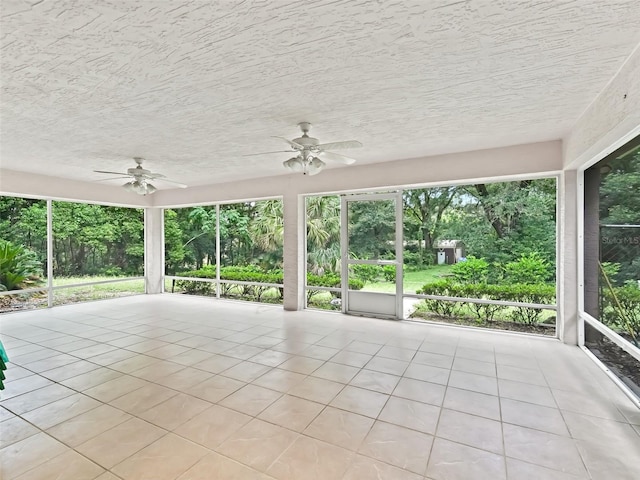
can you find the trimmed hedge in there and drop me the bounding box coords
[417,280,556,325]
[174,266,364,304]
[306,273,364,303]
[175,265,282,301]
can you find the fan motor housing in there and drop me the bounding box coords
[128,167,150,176]
[292,136,320,147]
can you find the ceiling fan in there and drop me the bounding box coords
[93,157,187,195]
[246,122,362,176]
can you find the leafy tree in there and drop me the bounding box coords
[52,202,143,276]
[459,179,557,266]
[403,187,458,263]
[164,209,186,274]
[348,199,395,260]
[599,151,640,284]
[0,198,47,265]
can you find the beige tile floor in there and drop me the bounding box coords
[1,295,639,480]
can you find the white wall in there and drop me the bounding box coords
[0,169,151,207]
[564,44,640,169]
[152,141,562,207]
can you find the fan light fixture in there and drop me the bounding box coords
[123,179,157,195]
[283,156,325,176]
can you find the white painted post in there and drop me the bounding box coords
[559,170,579,345]
[144,208,164,294]
[283,193,305,311]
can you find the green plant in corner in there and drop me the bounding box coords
[0,240,43,291]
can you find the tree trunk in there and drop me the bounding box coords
[474,184,507,238]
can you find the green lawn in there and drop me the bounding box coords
[53,276,143,288]
[1,276,146,312]
[362,264,453,293]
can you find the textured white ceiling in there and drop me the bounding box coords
[2,0,640,188]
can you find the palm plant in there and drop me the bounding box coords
[306,196,341,274]
[0,240,42,290]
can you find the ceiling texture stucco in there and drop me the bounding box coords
[1,0,640,190]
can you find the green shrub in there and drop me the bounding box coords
[451,256,489,283]
[505,252,552,284]
[402,251,424,269]
[306,273,363,303]
[601,283,640,344]
[499,283,556,324]
[417,280,463,318]
[101,266,124,277]
[175,265,364,305]
[176,265,276,297]
[351,264,381,285]
[0,240,42,291]
[382,265,398,282]
[418,280,555,324]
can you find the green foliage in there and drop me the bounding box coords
[417,280,555,324]
[504,252,552,284]
[0,240,43,290]
[306,273,363,303]
[351,264,381,285]
[164,209,187,274]
[601,283,640,344]
[402,250,428,269]
[500,283,556,324]
[451,256,489,283]
[306,196,341,274]
[175,265,364,304]
[403,187,458,264]
[176,265,276,299]
[439,179,556,270]
[347,200,396,260]
[600,262,620,280]
[383,265,397,282]
[598,153,640,285]
[417,280,463,318]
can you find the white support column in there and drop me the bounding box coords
[282,193,305,311]
[46,199,53,307]
[559,170,579,344]
[144,208,164,294]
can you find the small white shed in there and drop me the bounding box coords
[434,240,465,265]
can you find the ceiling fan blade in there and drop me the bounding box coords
[242,150,294,157]
[94,170,127,175]
[93,176,132,182]
[316,140,362,150]
[154,178,187,188]
[272,136,304,150]
[147,173,166,179]
[318,150,357,165]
